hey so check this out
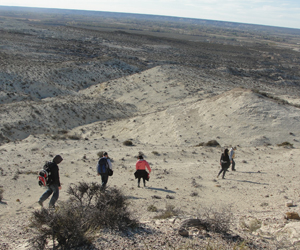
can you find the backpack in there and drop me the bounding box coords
[97,157,108,174]
[38,162,53,186]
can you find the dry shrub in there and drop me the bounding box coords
[277,141,293,148]
[67,134,81,140]
[240,218,262,232]
[0,188,3,202]
[123,140,133,146]
[29,182,137,249]
[97,151,105,158]
[197,205,232,234]
[147,204,158,212]
[195,140,220,147]
[152,151,160,156]
[154,204,179,219]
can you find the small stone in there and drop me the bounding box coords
[285,212,300,220]
[286,200,294,207]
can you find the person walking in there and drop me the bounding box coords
[229,146,237,171]
[217,149,230,179]
[38,155,63,208]
[134,155,151,187]
[97,152,113,190]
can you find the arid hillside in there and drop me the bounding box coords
[1,7,300,250]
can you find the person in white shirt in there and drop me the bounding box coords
[229,146,237,171]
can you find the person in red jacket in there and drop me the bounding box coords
[135,155,151,187]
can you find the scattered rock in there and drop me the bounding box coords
[166,195,175,199]
[286,200,294,207]
[285,212,300,220]
[152,195,162,199]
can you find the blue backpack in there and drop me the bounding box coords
[97,157,108,174]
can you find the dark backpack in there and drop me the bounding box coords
[97,157,108,174]
[38,162,53,186]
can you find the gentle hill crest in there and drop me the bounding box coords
[71,88,300,148]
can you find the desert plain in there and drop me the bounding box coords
[1,6,300,249]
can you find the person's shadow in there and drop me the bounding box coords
[126,196,146,200]
[146,187,176,193]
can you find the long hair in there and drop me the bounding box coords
[224,148,229,155]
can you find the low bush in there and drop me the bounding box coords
[154,204,179,219]
[97,151,105,158]
[240,218,262,232]
[147,204,158,212]
[152,151,160,156]
[197,205,232,234]
[29,182,137,249]
[195,140,220,147]
[123,140,133,146]
[277,141,293,148]
[0,188,3,202]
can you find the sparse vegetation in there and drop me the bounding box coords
[195,140,220,147]
[277,141,293,148]
[147,204,158,212]
[152,151,160,156]
[154,204,179,219]
[0,188,4,202]
[197,205,233,234]
[240,218,262,232]
[97,151,105,158]
[29,182,137,249]
[123,140,133,146]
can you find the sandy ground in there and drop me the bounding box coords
[1,84,300,249]
[1,14,300,249]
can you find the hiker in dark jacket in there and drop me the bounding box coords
[97,152,112,190]
[217,149,230,179]
[38,155,63,208]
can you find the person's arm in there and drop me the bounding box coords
[145,161,151,173]
[51,163,61,187]
[229,150,233,161]
[107,159,112,170]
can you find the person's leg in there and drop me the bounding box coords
[217,168,223,178]
[49,184,59,208]
[232,159,236,171]
[143,177,146,187]
[101,174,108,190]
[38,186,53,206]
[222,167,227,179]
[138,177,141,187]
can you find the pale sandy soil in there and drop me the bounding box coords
[1,15,300,250]
[1,81,300,249]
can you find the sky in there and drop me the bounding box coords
[1,0,300,29]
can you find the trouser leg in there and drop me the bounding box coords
[222,168,227,178]
[217,169,223,177]
[231,159,236,170]
[39,187,53,203]
[138,178,141,187]
[49,184,59,208]
[101,174,108,189]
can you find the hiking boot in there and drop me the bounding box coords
[38,200,43,207]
